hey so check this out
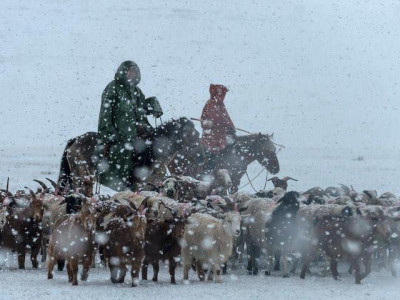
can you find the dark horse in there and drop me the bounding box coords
[168,133,280,193]
[57,117,206,194]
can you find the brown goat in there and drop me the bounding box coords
[0,190,44,269]
[299,208,381,284]
[104,205,147,286]
[141,218,186,284]
[47,198,96,285]
[267,176,298,190]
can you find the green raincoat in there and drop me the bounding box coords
[95,61,163,191]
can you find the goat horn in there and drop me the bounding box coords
[24,187,37,199]
[45,178,58,189]
[33,179,48,190]
[0,189,13,197]
[284,177,298,182]
[6,177,9,192]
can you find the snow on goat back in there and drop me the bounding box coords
[182,212,241,283]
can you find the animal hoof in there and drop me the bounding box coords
[333,276,341,281]
[265,271,271,276]
[81,274,88,281]
[283,275,289,278]
[152,277,158,282]
[48,274,53,280]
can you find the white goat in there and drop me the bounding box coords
[182,211,241,283]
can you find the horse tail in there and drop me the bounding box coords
[57,137,76,192]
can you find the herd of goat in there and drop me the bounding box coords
[0,171,400,287]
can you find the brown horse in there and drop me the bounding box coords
[168,133,280,193]
[57,118,206,194]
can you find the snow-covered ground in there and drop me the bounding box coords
[1,0,400,299]
[0,255,399,300]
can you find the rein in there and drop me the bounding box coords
[238,141,284,193]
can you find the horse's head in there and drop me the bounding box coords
[171,118,206,165]
[253,133,280,174]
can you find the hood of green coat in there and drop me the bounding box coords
[115,60,141,86]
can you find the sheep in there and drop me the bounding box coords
[104,205,147,286]
[0,188,44,269]
[47,197,96,285]
[182,211,241,283]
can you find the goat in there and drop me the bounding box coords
[0,188,44,269]
[182,211,241,283]
[241,197,275,275]
[104,205,147,286]
[267,176,298,191]
[264,191,300,277]
[47,197,96,285]
[299,204,383,284]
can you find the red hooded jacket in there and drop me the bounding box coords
[201,84,236,153]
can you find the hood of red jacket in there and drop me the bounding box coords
[209,84,228,102]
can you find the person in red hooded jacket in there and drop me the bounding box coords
[201,84,236,156]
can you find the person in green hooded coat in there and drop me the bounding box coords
[95,61,163,191]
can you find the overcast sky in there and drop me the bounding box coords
[1,0,399,157]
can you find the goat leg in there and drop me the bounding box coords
[17,251,25,270]
[81,255,91,281]
[141,257,148,280]
[282,252,289,278]
[350,258,362,284]
[47,257,55,279]
[274,251,281,271]
[300,249,315,279]
[131,260,141,287]
[330,259,340,280]
[70,258,79,286]
[152,261,159,282]
[67,262,73,282]
[31,242,41,269]
[169,258,177,284]
[197,260,205,281]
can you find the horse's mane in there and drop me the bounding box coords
[153,117,193,138]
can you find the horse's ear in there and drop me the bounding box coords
[271,132,274,138]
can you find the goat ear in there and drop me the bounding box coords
[141,197,150,209]
[128,201,137,210]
